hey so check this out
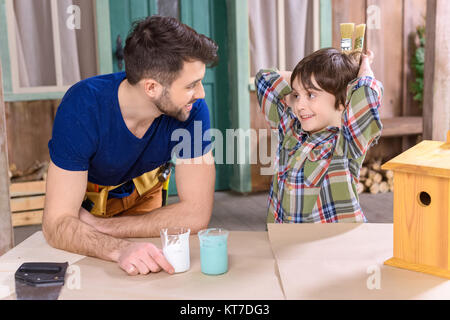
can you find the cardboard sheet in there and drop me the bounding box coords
[5,224,449,300]
[268,223,450,299]
[0,231,284,300]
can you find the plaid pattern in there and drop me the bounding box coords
[255,69,384,223]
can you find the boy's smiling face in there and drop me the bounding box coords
[289,74,345,134]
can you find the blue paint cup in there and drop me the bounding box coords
[198,228,229,275]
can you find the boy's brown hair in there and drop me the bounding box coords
[124,15,218,86]
[291,48,360,109]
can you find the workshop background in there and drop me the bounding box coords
[1,0,449,253]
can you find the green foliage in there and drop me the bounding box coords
[409,25,425,107]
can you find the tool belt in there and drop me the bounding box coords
[82,162,173,218]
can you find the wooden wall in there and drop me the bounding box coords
[0,61,14,253]
[332,0,425,119]
[403,0,426,119]
[423,0,450,141]
[3,0,428,193]
[250,0,427,192]
[5,100,58,173]
[250,91,273,192]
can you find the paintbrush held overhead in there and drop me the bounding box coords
[353,24,367,64]
[354,24,366,52]
[340,23,355,53]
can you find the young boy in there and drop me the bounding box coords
[255,48,383,223]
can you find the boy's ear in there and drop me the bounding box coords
[338,103,345,112]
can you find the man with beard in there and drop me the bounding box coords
[43,16,217,276]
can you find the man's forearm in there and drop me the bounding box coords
[44,215,129,262]
[93,200,211,239]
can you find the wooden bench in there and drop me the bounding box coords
[380,116,423,137]
[9,180,45,227]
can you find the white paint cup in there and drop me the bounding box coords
[160,227,191,273]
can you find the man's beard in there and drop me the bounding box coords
[154,87,192,122]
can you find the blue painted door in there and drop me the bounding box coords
[108,0,230,194]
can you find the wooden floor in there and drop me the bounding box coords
[12,191,393,246]
[199,191,393,230]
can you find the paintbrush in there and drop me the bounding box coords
[353,24,366,64]
[340,23,355,54]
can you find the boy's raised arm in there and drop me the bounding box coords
[255,69,292,129]
[341,51,384,159]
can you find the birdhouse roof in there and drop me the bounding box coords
[381,132,450,179]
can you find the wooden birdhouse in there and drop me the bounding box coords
[382,131,450,279]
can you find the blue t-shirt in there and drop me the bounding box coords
[48,72,211,186]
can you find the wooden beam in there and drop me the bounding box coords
[276,0,286,71]
[423,0,450,141]
[227,0,252,193]
[95,0,113,75]
[10,196,45,212]
[402,0,426,118]
[313,0,320,51]
[423,0,436,140]
[380,116,423,137]
[9,180,46,197]
[12,210,43,227]
[0,0,13,94]
[366,0,403,119]
[0,60,14,254]
[401,0,426,151]
[319,0,332,49]
[8,180,46,227]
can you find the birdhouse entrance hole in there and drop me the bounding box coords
[418,191,431,207]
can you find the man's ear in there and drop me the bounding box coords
[142,78,163,98]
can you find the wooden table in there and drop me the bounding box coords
[268,223,450,299]
[0,231,284,300]
[1,224,450,300]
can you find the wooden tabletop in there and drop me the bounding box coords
[1,224,450,300]
[268,223,450,299]
[0,231,284,300]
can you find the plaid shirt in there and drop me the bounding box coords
[256,69,384,223]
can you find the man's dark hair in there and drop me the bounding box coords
[124,15,219,85]
[291,48,359,109]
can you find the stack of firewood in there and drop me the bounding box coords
[9,160,49,183]
[357,158,394,194]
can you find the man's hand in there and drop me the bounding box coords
[358,49,375,78]
[43,161,175,277]
[79,208,175,276]
[113,241,175,276]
